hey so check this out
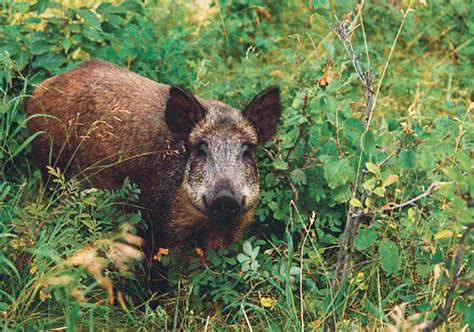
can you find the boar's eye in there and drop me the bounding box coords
[241,143,256,163]
[195,142,209,159]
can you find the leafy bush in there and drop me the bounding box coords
[1,0,472,330]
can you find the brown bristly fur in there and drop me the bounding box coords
[27,59,281,274]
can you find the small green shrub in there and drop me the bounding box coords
[0,0,472,330]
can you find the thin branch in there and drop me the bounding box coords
[330,8,375,289]
[423,224,474,331]
[382,181,452,211]
[325,1,418,329]
[378,153,394,168]
[363,68,374,126]
[351,182,451,219]
[299,212,315,332]
[334,14,373,93]
[326,9,375,331]
[241,305,253,332]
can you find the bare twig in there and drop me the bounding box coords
[378,153,393,168]
[330,8,375,289]
[350,210,372,219]
[382,181,451,211]
[325,6,375,331]
[346,181,451,222]
[329,0,420,302]
[423,224,474,331]
[330,4,376,294]
[299,212,315,332]
[363,68,374,126]
[241,305,253,332]
[325,2,418,330]
[334,14,373,94]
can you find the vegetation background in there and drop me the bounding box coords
[0,0,472,330]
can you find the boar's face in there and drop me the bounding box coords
[165,86,281,229]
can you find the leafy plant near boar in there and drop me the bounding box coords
[0,0,472,330]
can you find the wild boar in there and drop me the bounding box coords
[26,59,281,260]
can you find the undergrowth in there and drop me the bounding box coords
[0,0,472,330]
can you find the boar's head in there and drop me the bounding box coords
[165,86,281,247]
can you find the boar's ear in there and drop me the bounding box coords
[165,86,206,141]
[243,86,281,143]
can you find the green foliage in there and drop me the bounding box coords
[379,239,401,275]
[1,0,472,330]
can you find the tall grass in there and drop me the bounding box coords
[0,0,472,330]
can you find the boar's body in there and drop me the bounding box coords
[27,59,281,258]
[28,60,185,246]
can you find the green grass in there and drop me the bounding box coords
[0,0,473,330]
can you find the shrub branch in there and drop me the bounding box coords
[330,12,374,284]
[326,8,374,331]
[382,181,451,211]
[326,2,419,329]
[423,224,474,331]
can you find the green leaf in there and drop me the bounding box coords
[387,118,400,131]
[362,178,376,192]
[24,17,41,24]
[373,186,385,197]
[382,174,398,188]
[324,159,352,189]
[30,41,54,55]
[251,261,260,271]
[418,150,436,170]
[399,149,417,169]
[36,0,50,14]
[96,3,126,15]
[243,241,252,256]
[431,248,443,265]
[32,53,67,73]
[77,9,102,30]
[82,28,103,42]
[362,129,376,155]
[350,198,363,208]
[290,168,306,185]
[365,197,372,208]
[237,253,250,263]
[273,160,289,170]
[332,184,352,203]
[365,162,379,175]
[455,151,471,172]
[379,240,401,274]
[289,266,301,275]
[313,0,329,9]
[456,300,474,328]
[62,38,73,53]
[120,1,143,13]
[324,96,336,114]
[434,229,453,240]
[355,228,378,251]
[251,247,260,260]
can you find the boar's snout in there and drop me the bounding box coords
[208,189,242,224]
